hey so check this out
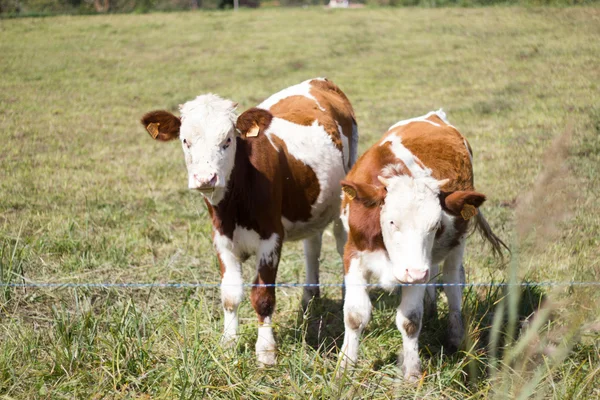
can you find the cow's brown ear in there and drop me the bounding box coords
[341,180,386,208]
[236,108,273,139]
[141,110,181,141]
[443,191,486,220]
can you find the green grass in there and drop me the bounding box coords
[1,6,599,398]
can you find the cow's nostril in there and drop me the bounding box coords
[209,174,217,186]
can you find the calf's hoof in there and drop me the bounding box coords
[301,288,320,309]
[404,370,422,383]
[400,357,422,383]
[257,350,277,367]
[444,336,463,354]
[220,334,238,349]
[337,355,355,378]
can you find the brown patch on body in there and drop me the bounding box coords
[386,121,475,193]
[425,113,447,126]
[268,79,357,169]
[270,135,320,222]
[310,78,357,146]
[269,95,343,150]
[341,142,399,262]
[251,248,281,321]
[346,311,365,331]
[402,311,422,337]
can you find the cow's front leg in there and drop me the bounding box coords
[442,241,466,352]
[340,257,371,371]
[251,234,282,367]
[215,233,244,347]
[397,285,425,382]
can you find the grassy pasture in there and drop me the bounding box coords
[1,6,600,398]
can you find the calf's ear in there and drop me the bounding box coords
[141,110,181,141]
[341,180,386,208]
[236,108,273,139]
[443,191,486,220]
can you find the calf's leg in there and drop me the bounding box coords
[340,258,371,370]
[397,285,425,382]
[251,235,282,366]
[333,217,347,260]
[215,233,244,346]
[442,241,466,351]
[333,217,347,299]
[424,263,439,320]
[302,231,323,306]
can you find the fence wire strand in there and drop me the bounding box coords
[1,281,599,289]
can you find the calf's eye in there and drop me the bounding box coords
[222,137,232,150]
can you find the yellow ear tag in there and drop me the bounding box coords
[342,186,357,200]
[146,122,160,139]
[246,123,260,138]
[461,204,478,220]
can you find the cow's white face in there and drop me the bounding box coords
[379,175,446,283]
[178,95,238,201]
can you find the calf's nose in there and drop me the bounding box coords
[406,268,429,283]
[193,173,217,189]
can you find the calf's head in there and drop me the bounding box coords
[141,95,238,197]
[341,172,485,283]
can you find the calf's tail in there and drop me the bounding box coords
[474,211,510,258]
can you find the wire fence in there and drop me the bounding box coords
[2,281,600,289]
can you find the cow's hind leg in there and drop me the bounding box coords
[442,241,466,352]
[333,217,347,259]
[302,231,323,307]
[333,217,347,299]
[251,234,282,366]
[424,263,439,320]
[397,285,425,382]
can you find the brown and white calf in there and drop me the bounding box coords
[140,78,357,366]
[338,110,505,380]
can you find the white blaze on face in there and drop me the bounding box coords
[178,94,238,201]
[379,174,443,283]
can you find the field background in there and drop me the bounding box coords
[1,7,599,399]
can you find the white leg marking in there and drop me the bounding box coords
[302,232,323,304]
[258,233,280,266]
[253,235,281,366]
[397,285,425,382]
[340,258,371,370]
[215,232,244,345]
[256,316,277,366]
[443,241,466,350]
[221,263,244,344]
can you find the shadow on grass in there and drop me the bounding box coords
[277,284,546,373]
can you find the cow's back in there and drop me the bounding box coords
[259,78,357,172]
[382,111,475,193]
[247,78,357,241]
